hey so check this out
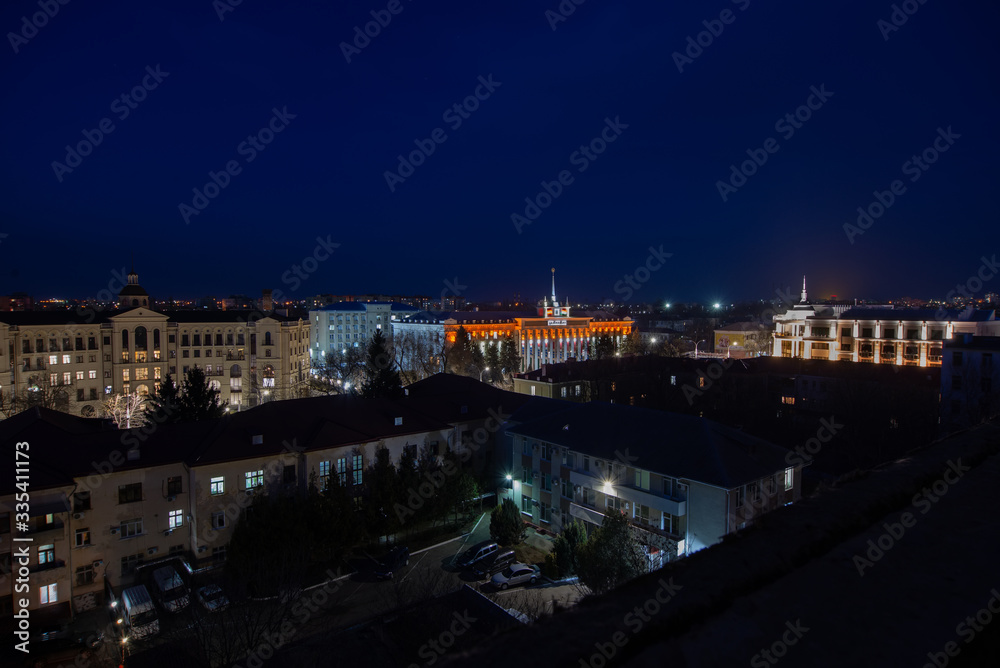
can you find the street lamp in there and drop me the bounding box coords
[480,366,490,382]
[695,339,708,358]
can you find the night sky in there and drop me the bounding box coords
[1,0,997,304]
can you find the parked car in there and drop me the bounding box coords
[491,563,540,590]
[152,565,191,612]
[196,584,230,612]
[31,621,104,654]
[473,548,517,578]
[456,541,498,570]
[120,585,160,640]
[375,546,410,580]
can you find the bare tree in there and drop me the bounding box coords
[103,391,148,429]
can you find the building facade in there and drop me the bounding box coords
[308,301,418,360]
[0,270,311,417]
[392,272,633,374]
[940,335,1000,431]
[502,402,800,565]
[772,279,999,366]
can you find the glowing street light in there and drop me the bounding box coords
[480,366,490,382]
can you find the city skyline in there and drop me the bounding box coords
[1,1,998,303]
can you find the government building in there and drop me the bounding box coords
[0,269,311,417]
[391,270,633,373]
[772,278,1000,366]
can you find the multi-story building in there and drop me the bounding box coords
[940,335,1000,431]
[772,278,999,366]
[502,401,800,565]
[0,377,514,625]
[0,269,311,416]
[308,301,418,360]
[392,271,633,374]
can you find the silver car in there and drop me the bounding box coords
[490,563,540,590]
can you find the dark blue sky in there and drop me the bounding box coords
[1,0,997,304]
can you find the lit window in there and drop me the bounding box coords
[39,583,57,605]
[88,370,97,379]
[168,509,183,529]
[75,528,91,547]
[245,470,264,489]
[319,461,330,491]
[123,369,130,382]
[784,468,794,490]
[39,544,55,564]
[352,454,363,485]
[210,476,224,495]
[63,372,71,384]
[62,354,71,364]
[76,371,84,380]
[49,355,57,365]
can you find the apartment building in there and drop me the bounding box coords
[0,375,515,625]
[0,269,311,417]
[503,401,799,565]
[308,301,418,360]
[940,335,1000,431]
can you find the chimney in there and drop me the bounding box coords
[262,289,273,312]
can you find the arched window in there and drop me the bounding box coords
[134,326,147,351]
[132,299,139,307]
[135,384,150,396]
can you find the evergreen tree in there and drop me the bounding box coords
[485,341,502,383]
[148,374,182,423]
[489,497,526,546]
[179,366,227,421]
[590,334,615,361]
[576,510,648,595]
[360,329,404,399]
[447,325,474,376]
[500,336,522,377]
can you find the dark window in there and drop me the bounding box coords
[121,554,143,576]
[883,329,895,339]
[953,352,963,366]
[906,329,918,340]
[73,492,91,512]
[88,336,97,350]
[952,376,962,390]
[103,336,111,346]
[76,564,95,586]
[167,476,182,496]
[861,327,873,338]
[193,334,201,347]
[930,329,943,340]
[215,333,223,346]
[75,337,84,350]
[135,327,147,351]
[168,334,175,344]
[89,388,98,401]
[77,389,85,402]
[153,329,160,348]
[118,483,142,504]
[181,334,190,347]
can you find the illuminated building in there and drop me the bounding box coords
[772,277,1000,367]
[392,269,633,373]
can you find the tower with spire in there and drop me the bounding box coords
[538,268,570,318]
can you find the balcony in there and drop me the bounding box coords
[227,353,245,361]
[30,559,67,574]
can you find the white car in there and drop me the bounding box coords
[491,563,540,590]
[196,585,230,612]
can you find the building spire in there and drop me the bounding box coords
[551,267,557,305]
[800,275,808,303]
